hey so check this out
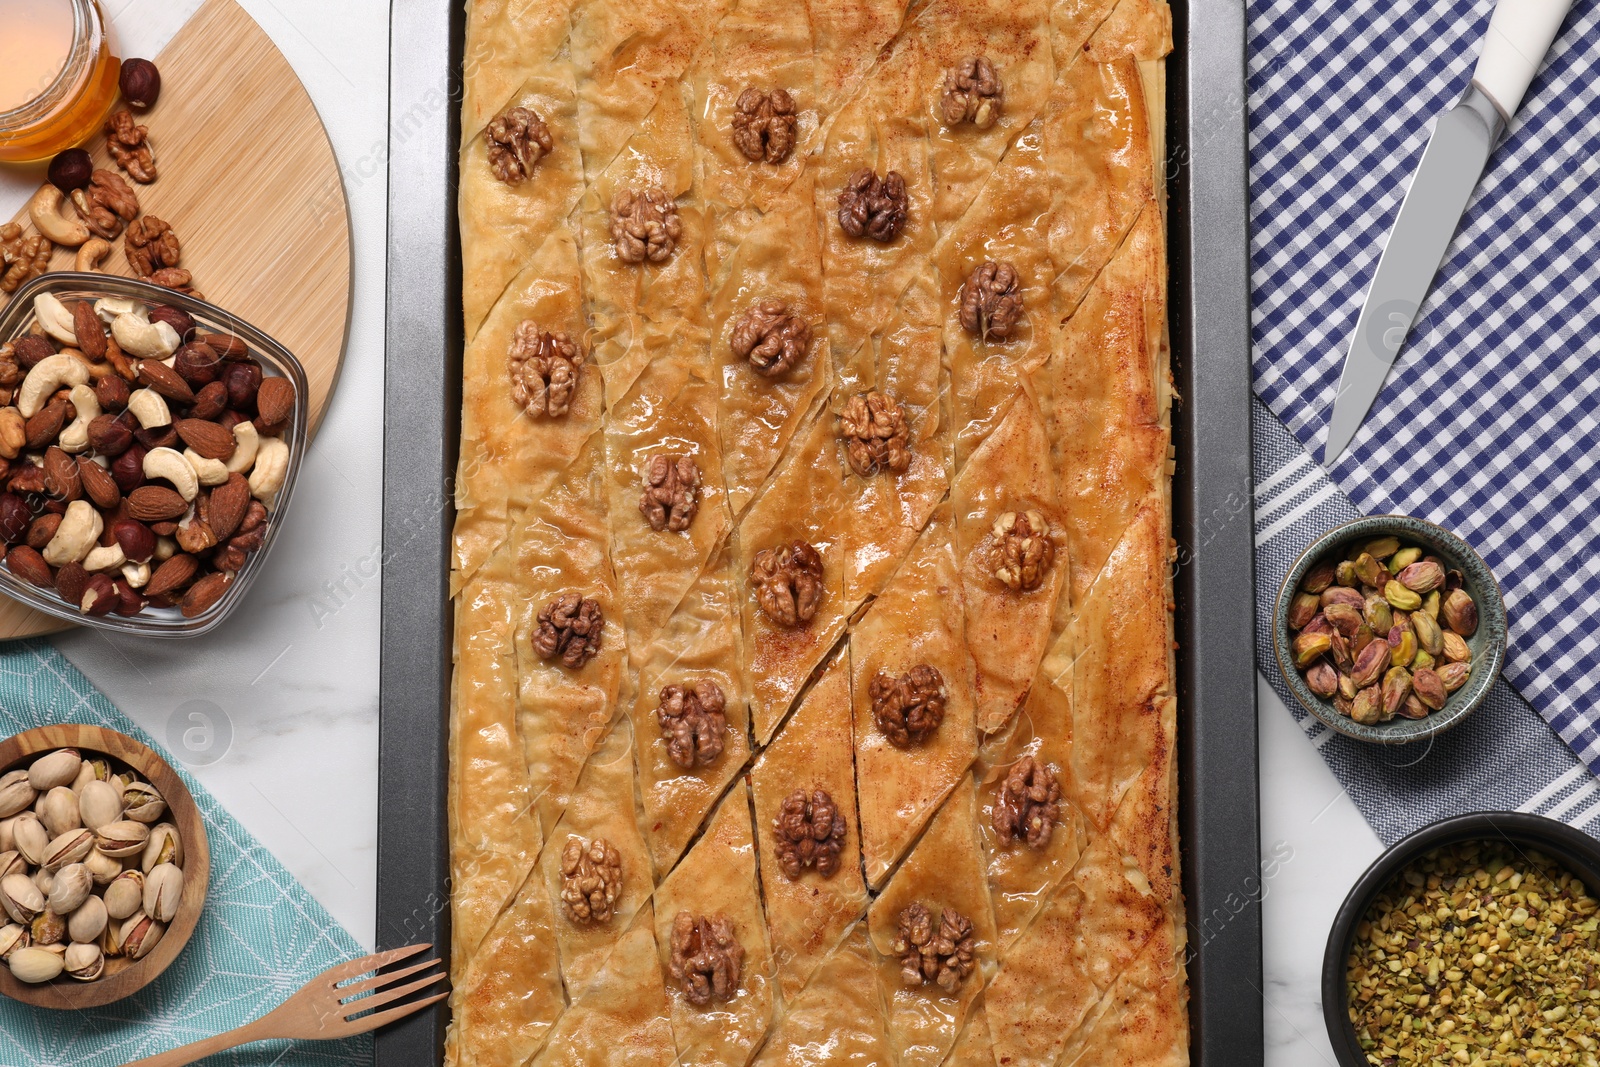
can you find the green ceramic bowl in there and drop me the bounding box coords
[1272,515,1506,743]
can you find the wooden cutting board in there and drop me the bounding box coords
[0,0,352,639]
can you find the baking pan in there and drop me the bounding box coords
[375,0,1260,1062]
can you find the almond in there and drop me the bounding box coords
[136,360,195,404]
[195,332,247,360]
[72,302,106,361]
[25,399,68,451]
[77,458,120,510]
[6,545,54,587]
[12,336,55,370]
[175,419,235,461]
[255,377,294,427]
[208,474,250,541]
[144,553,198,598]
[179,571,231,618]
[125,486,187,523]
[42,447,80,502]
[26,514,61,550]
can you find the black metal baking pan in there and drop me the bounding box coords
[375,0,1260,1061]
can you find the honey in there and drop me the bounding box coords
[0,0,121,163]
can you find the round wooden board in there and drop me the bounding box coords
[0,0,353,639]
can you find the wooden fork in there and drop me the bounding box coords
[123,943,446,1066]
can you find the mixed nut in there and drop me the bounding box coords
[0,291,293,621]
[1286,535,1480,725]
[1347,841,1600,1065]
[0,747,187,985]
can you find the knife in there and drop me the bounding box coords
[1322,0,1575,465]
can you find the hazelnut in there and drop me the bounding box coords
[112,520,155,564]
[55,562,90,606]
[47,150,94,193]
[112,580,145,616]
[118,59,162,110]
[110,446,147,493]
[95,377,130,413]
[172,342,221,388]
[79,574,116,616]
[0,493,31,544]
[87,415,134,458]
[146,306,195,342]
[222,362,262,410]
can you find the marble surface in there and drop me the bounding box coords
[0,3,1388,1062]
[0,0,389,948]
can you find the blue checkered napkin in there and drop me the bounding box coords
[0,640,369,1067]
[1248,0,1600,772]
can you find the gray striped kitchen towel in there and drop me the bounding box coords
[1252,398,1600,843]
[1248,0,1600,824]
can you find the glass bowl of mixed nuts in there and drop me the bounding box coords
[0,272,306,636]
[1322,812,1600,1067]
[1273,515,1506,743]
[0,723,209,1010]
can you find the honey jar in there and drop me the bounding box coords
[0,0,121,163]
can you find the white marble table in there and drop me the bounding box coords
[0,4,1382,1063]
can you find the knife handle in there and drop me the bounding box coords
[1472,0,1575,120]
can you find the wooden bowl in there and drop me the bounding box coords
[0,725,210,1008]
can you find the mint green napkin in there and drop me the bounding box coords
[0,640,371,1066]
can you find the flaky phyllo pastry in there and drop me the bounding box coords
[449,0,1184,1063]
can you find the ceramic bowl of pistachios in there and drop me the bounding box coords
[0,723,208,1008]
[1273,515,1507,744]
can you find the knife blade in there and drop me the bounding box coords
[1323,0,1575,465]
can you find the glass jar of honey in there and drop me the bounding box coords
[0,0,121,164]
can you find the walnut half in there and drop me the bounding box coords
[509,321,581,417]
[670,912,743,1007]
[940,56,1004,129]
[894,903,975,993]
[959,261,1024,342]
[0,224,50,295]
[533,593,604,668]
[773,788,846,880]
[611,186,682,264]
[559,836,622,925]
[991,510,1055,593]
[732,87,798,164]
[105,109,156,183]
[992,756,1061,849]
[870,665,947,747]
[639,455,701,532]
[750,541,824,627]
[731,299,811,378]
[656,681,727,769]
[837,169,908,242]
[125,216,179,279]
[839,391,910,477]
[485,106,552,184]
[71,170,139,241]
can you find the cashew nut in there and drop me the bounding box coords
[17,353,91,418]
[121,561,150,589]
[225,421,260,474]
[248,437,290,506]
[153,535,177,562]
[82,543,126,574]
[75,239,112,273]
[33,293,79,346]
[94,298,141,325]
[57,384,100,454]
[126,388,171,429]
[111,314,179,360]
[27,186,89,248]
[143,447,199,501]
[41,501,103,567]
[183,449,228,487]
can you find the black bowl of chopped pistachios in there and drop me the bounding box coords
[1324,812,1600,1066]
[1273,515,1506,744]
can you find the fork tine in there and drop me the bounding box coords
[341,970,447,1020]
[322,943,431,986]
[339,990,449,1035]
[339,958,440,999]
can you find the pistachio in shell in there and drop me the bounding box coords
[141,823,182,872]
[26,749,81,791]
[0,923,27,961]
[64,941,103,981]
[143,862,183,923]
[77,779,122,831]
[0,874,42,925]
[83,847,121,886]
[1413,668,1447,710]
[94,820,149,858]
[11,814,46,866]
[120,913,164,960]
[67,894,107,944]
[120,781,165,824]
[38,787,80,838]
[0,771,36,819]
[45,863,91,914]
[1442,588,1478,636]
[8,945,63,983]
[103,870,144,920]
[0,852,23,881]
